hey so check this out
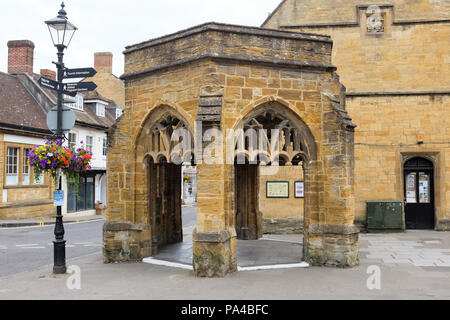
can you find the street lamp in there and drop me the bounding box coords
[45,1,77,275]
[45,2,77,50]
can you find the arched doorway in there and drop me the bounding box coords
[233,102,314,259]
[147,156,183,253]
[137,107,194,255]
[404,157,435,230]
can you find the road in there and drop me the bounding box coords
[182,206,196,228]
[0,220,104,278]
[0,207,197,278]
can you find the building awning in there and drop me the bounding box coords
[87,168,106,175]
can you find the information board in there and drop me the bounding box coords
[266,181,289,199]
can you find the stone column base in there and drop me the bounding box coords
[436,219,450,231]
[304,224,359,268]
[103,222,152,263]
[263,217,304,235]
[193,228,237,277]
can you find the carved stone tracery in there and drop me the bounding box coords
[140,113,193,165]
[236,109,309,166]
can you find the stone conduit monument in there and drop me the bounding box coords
[103,22,359,277]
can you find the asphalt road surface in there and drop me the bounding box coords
[0,220,104,278]
[0,207,197,278]
[182,206,197,228]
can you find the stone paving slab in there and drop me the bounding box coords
[360,231,450,268]
[154,236,304,267]
[0,230,449,299]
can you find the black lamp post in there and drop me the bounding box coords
[45,2,77,274]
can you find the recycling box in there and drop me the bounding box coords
[366,200,403,231]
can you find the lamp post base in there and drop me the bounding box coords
[53,240,67,274]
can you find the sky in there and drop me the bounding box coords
[0,0,281,77]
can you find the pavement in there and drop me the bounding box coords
[154,228,303,267]
[0,229,449,300]
[0,214,105,228]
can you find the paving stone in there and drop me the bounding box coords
[382,258,397,264]
[434,261,450,267]
[392,259,413,264]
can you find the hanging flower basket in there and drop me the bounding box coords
[27,138,92,191]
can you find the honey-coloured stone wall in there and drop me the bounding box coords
[260,165,304,234]
[0,137,54,220]
[263,0,450,231]
[347,94,450,230]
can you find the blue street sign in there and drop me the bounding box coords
[53,191,64,207]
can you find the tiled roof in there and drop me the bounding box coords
[0,71,118,134]
[28,73,116,130]
[83,90,110,102]
[75,102,116,129]
[0,72,50,133]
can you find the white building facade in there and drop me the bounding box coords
[61,93,120,216]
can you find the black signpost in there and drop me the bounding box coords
[63,81,97,94]
[40,2,97,275]
[63,67,97,79]
[38,76,59,91]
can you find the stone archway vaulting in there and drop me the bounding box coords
[233,99,318,164]
[135,104,195,165]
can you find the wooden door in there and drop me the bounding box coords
[235,164,260,240]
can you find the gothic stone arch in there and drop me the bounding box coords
[137,106,194,253]
[232,102,317,241]
[103,23,359,277]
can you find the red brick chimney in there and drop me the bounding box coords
[94,52,113,74]
[8,40,35,75]
[40,69,56,81]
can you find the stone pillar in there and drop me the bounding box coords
[103,222,152,263]
[193,163,237,277]
[103,112,153,263]
[192,98,237,277]
[303,93,359,268]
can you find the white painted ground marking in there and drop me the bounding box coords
[20,247,46,249]
[83,244,102,247]
[260,236,303,244]
[143,258,193,270]
[238,262,309,271]
[143,257,309,271]
[16,244,39,247]
[260,238,302,244]
[0,245,7,250]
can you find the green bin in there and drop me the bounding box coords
[366,200,403,231]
